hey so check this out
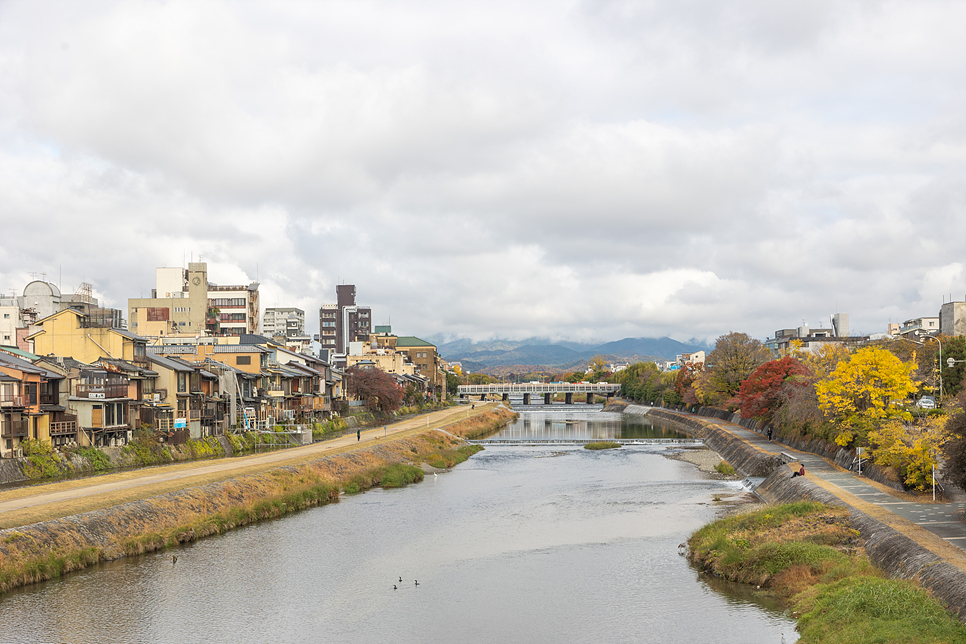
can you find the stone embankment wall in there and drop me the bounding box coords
[644,406,966,623]
[655,404,903,492]
[647,409,780,477]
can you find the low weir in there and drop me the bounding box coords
[467,437,704,446]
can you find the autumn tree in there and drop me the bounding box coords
[815,346,917,446]
[705,332,771,405]
[736,357,811,421]
[943,407,966,491]
[664,361,702,406]
[346,365,404,413]
[869,416,948,491]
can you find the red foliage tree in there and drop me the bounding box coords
[346,365,405,413]
[736,357,810,421]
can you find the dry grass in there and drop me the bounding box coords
[0,430,476,594]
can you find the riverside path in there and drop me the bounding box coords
[658,409,966,570]
[0,403,501,528]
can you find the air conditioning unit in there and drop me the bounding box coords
[153,393,161,402]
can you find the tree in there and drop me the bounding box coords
[446,372,461,397]
[941,336,966,398]
[345,365,404,413]
[616,362,669,404]
[815,346,917,445]
[736,357,810,421]
[705,332,771,405]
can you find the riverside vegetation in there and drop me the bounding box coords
[583,441,621,450]
[688,501,966,643]
[0,407,514,595]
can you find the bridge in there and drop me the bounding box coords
[467,438,703,446]
[457,382,621,405]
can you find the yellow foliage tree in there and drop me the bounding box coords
[867,416,948,490]
[801,343,852,380]
[815,346,916,445]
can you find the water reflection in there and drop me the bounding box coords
[493,411,687,440]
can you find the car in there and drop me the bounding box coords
[916,396,936,409]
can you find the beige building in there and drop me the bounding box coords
[128,263,209,337]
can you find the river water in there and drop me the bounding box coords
[0,411,798,643]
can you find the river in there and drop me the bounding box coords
[0,411,798,643]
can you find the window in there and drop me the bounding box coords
[2,313,9,319]
[177,373,187,393]
[236,355,251,365]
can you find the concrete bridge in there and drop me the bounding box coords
[457,382,621,405]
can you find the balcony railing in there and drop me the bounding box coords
[40,393,58,405]
[143,389,168,402]
[75,384,129,399]
[1,420,28,438]
[49,420,78,436]
[0,394,25,407]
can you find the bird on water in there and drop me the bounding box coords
[393,585,397,590]
[172,555,178,565]
[399,576,402,583]
[414,580,419,586]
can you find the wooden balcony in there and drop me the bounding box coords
[0,394,25,407]
[75,384,129,399]
[49,420,78,436]
[1,419,28,438]
[143,389,168,403]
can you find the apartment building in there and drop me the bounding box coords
[319,285,371,365]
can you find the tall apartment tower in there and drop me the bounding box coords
[319,285,371,365]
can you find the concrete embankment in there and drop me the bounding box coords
[640,406,966,623]
[0,430,472,594]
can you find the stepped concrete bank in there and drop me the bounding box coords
[642,406,966,623]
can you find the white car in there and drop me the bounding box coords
[916,396,936,409]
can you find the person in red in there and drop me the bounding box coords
[791,464,805,478]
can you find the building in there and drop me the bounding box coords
[208,280,260,337]
[319,285,371,365]
[263,307,311,351]
[941,302,966,337]
[128,263,260,338]
[896,317,940,338]
[27,309,149,365]
[676,351,705,366]
[128,263,210,337]
[365,328,443,399]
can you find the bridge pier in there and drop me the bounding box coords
[587,392,594,404]
[480,394,486,401]
[502,393,509,401]
[523,393,530,405]
[565,392,573,404]
[544,393,551,405]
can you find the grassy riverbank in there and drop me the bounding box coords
[688,502,966,643]
[0,430,486,595]
[443,406,519,440]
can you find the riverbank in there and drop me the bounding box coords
[689,501,966,643]
[642,405,966,629]
[0,406,516,595]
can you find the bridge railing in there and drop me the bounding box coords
[457,383,620,394]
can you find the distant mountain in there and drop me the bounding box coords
[439,336,711,373]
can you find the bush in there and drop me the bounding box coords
[584,441,621,450]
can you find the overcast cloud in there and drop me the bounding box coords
[2,0,966,344]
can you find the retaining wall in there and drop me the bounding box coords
[644,406,966,623]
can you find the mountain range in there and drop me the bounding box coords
[431,336,712,374]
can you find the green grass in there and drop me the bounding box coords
[796,576,966,643]
[714,461,737,476]
[688,502,966,643]
[584,441,621,450]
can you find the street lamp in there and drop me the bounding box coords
[915,332,943,399]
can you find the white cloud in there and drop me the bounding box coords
[2,0,966,345]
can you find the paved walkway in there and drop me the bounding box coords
[0,403,496,519]
[688,413,966,550]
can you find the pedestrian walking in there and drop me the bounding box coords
[767,427,773,441]
[357,429,361,441]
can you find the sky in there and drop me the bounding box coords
[2,1,966,345]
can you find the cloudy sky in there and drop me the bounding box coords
[2,1,966,345]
